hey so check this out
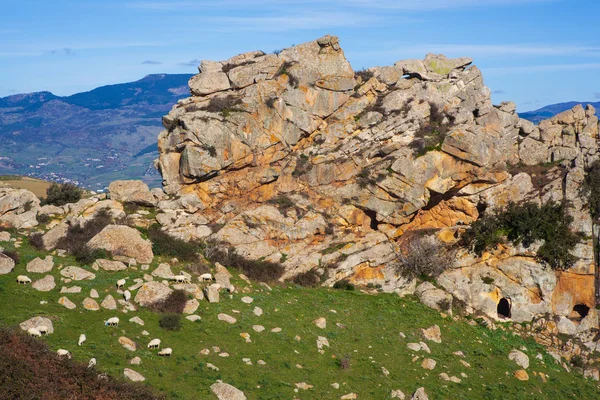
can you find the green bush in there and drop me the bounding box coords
[333,279,354,291]
[56,209,113,264]
[292,270,320,287]
[41,183,82,206]
[409,102,454,157]
[583,160,600,219]
[159,314,182,331]
[148,224,200,262]
[461,201,581,270]
[149,290,189,314]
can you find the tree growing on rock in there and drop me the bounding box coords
[392,232,452,278]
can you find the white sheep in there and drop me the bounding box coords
[147,338,161,349]
[123,290,131,302]
[199,273,213,282]
[27,327,41,337]
[16,275,32,284]
[227,285,235,293]
[78,334,86,346]
[116,278,126,289]
[38,325,49,336]
[158,347,172,357]
[104,317,119,327]
[171,275,190,284]
[57,349,71,358]
[88,358,97,369]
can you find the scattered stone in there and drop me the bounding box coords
[514,369,529,381]
[200,348,210,355]
[207,363,219,371]
[20,316,53,334]
[183,298,199,314]
[271,327,282,333]
[257,360,266,365]
[341,393,358,400]
[87,225,154,264]
[26,256,54,273]
[242,358,252,365]
[32,275,55,291]
[205,285,220,303]
[134,281,173,306]
[92,259,127,272]
[90,288,99,298]
[509,349,530,369]
[141,330,149,336]
[421,325,441,343]
[0,231,11,241]
[295,382,313,390]
[241,296,254,304]
[129,316,145,325]
[240,332,251,343]
[331,383,340,389]
[253,306,263,316]
[58,296,76,309]
[218,313,237,324]
[119,336,137,351]
[123,368,145,382]
[0,253,15,274]
[219,352,229,357]
[314,317,327,329]
[460,360,471,368]
[60,266,95,281]
[186,315,202,322]
[407,343,421,352]
[382,366,390,376]
[411,387,429,400]
[317,336,329,350]
[391,389,405,399]
[252,325,265,332]
[421,358,436,370]
[61,286,82,293]
[101,294,118,310]
[152,263,174,279]
[83,297,100,311]
[130,356,142,365]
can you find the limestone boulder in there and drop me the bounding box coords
[124,368,145,382]
[92,259,127,272]
[108,180,157,206]
[60,266,95,281]
[0,187,40,229]
[20,317,54,334]
[87,225,153,264]
[32,275,55,292]
[0,253,15,274]
[210,383,247,400]
[134,281,173,306]
[26,256,54,274]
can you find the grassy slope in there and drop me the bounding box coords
[0,176,52,197]
[0,233,598,399]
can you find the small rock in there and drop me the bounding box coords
[186,315,202,322]
[240,332,251,343]
[421,358,436,370]
[183,298,199,314]
[130,356,142,365]
[83,297,100,311]
[407,343,421,352]
[58,296,76,309]
[218,352,229,357]
[204,285,220,303]
[101,294,118,310]
[20,316,54,334]
[92,259,127,272]
[242,357,252,365]
[341,393,358,400]
[119,336,137,351]
[271,327,282,333]
[317,336,329,350]
[509,349,530,369]
[123,368,145,382]
[257,359,266,365]
[61,286,82,293]
[421,325,441,343]
[382,366,390,376]
[391,389,405,399]
[200,348,210,355]
[295,382,313,390]
[26,256,54,273]
[411,387,429,400]
[218,313,237,324]
[253,306,263,316]
[331,383,340,389]
[32,275,55,291]
[207,363,219,371]
[314,317,327,329]
[129,316,145,325]
[252,325,265,332]
[60,266,95,281]
[514,369,529,381]
[241,296,254,304]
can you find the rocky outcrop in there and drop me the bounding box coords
[0,187,39,228]
[87,225,154,264]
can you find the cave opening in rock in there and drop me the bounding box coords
[571,304,590,321]
[497,297,511,319]
[364,209,379,231]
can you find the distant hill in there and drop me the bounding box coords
[0,74,193,190]
[519,101,600,123]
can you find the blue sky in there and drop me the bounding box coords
[1,0,599,111]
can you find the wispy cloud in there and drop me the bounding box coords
[50,47,77,56]
[178,59,200,67]
[142,60,162,65]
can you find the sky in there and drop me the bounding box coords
[1,0,599,111]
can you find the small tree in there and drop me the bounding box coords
[42,183,83,206]
[392,233,452,278]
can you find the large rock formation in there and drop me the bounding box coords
[156,35,599,324]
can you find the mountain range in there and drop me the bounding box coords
[0,72,595,189]
[0,73,193,190]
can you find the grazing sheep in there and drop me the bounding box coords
[38,325,49,336]
[158,347,172,357]
[227,285,235,293]
[57,349,71,358]
[78,334,86,346]
[88,358,97,369]
[116,278,126,289]
[199,273,213,282]
[171,275,190,284]
[104,317,119,327]
[123,290,131,302]
[147,338,161,349]
[16,275,32,285]
[27,328,42,337]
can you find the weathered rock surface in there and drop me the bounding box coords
[26,256,54,273]
[134,281,173,306]
[20,316,54,334]
[60,266,96,281]
[123,368,145,382]
[210,382,247,400]
[0,253,15,274]
[87,225,153,263]
[109,180,157,206]
[92,259,127,272]
[32,275,55,291]
[0,187,39,228]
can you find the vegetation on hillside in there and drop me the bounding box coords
[41,182,83,206]
[461,201,581,269]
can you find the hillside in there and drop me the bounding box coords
[519,101,600,123]
[0,74,193,191]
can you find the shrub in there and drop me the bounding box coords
[355,69,374,82]
[332,279,354,291]
[159,314,182,331]
[275,61,299,87]
[461,201,581,270]
[392,233,452,278]
[73,246,107,265]
[267,195,295,212]
[148,224,200,262]
[409,102,454,157]
[29,232,44,250]
[56,209,113,263]
[200,95,244,117]
[292,154,312,177]
[0,327,163,400]
[338,354,351,370]
[292,270,320,287]
[122,202,140,215]
[185,262,210,276]
[148,290,189,314]
[203,241,285,282]
[37,213,51,224]
[41,183,82,206]
[583,160,600,220]
[571,355,585,369]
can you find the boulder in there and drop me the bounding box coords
[32,275,55,291]
[210,383,247,400]
[60,266,95,281]
[87,225,153,264]
[411,387,429,400]
[0,231,11,241]
[218,313,237,324]
[421,325,441,343]
[83,297,100,311]
[108,180,157,206]
[101,294,118,310]
[58,296,76,309]
[189,71,231,96]
[26,256,54,274]
[0,253,15,275]
[40,222,69,250]
[20,317,54,334]
[123,368,145,382]
[134,281,173,306]
[152,263,174,279]
[204,285,220,303]
[92,259,127,272]
[119,336,137,351]
[415,282,452,312]
[508,349,530,369]
[0,188,40,229]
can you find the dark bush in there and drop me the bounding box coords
[56,209,113,264]
[123,202,140,215]
[571,354,585,369]
[292,154,312,177]
[292,270,320,287]
[461,201,581,270]
[409,102,454,156]
[337,354,351,370]
[332,279,354,291]
[29,232,44,250]
[37,213,51,224]
[583,160,600,219]
[355,68,374,81]
[392,232,453,278]
[41,183,83,206]
[73,246,107,265]
[0,327,164,400]
[267,195,295,212]
[2,250,19,264]
[200,95,244,118]
[148,224,200,262]
[204,241,285,282]
[275,61,299,87]
[185,262,210,276]
[148,290,189,314]
[159,314,182,331]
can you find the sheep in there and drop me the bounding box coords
[157,347,172,357]
[116,278,126,289]
[16,275,32,285]
[171,275,190,284]
[78,334,86,346]
[104,317,119,327]
[123,290,131,302]
[27,327,42,337]
[88,358,97,369]
[147,338,161,349]
[38,325,49,336]
[227,285,235,293]
[199,273,213,282]
[57,349,71,358]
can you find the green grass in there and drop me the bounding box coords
[0,234,598,399]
